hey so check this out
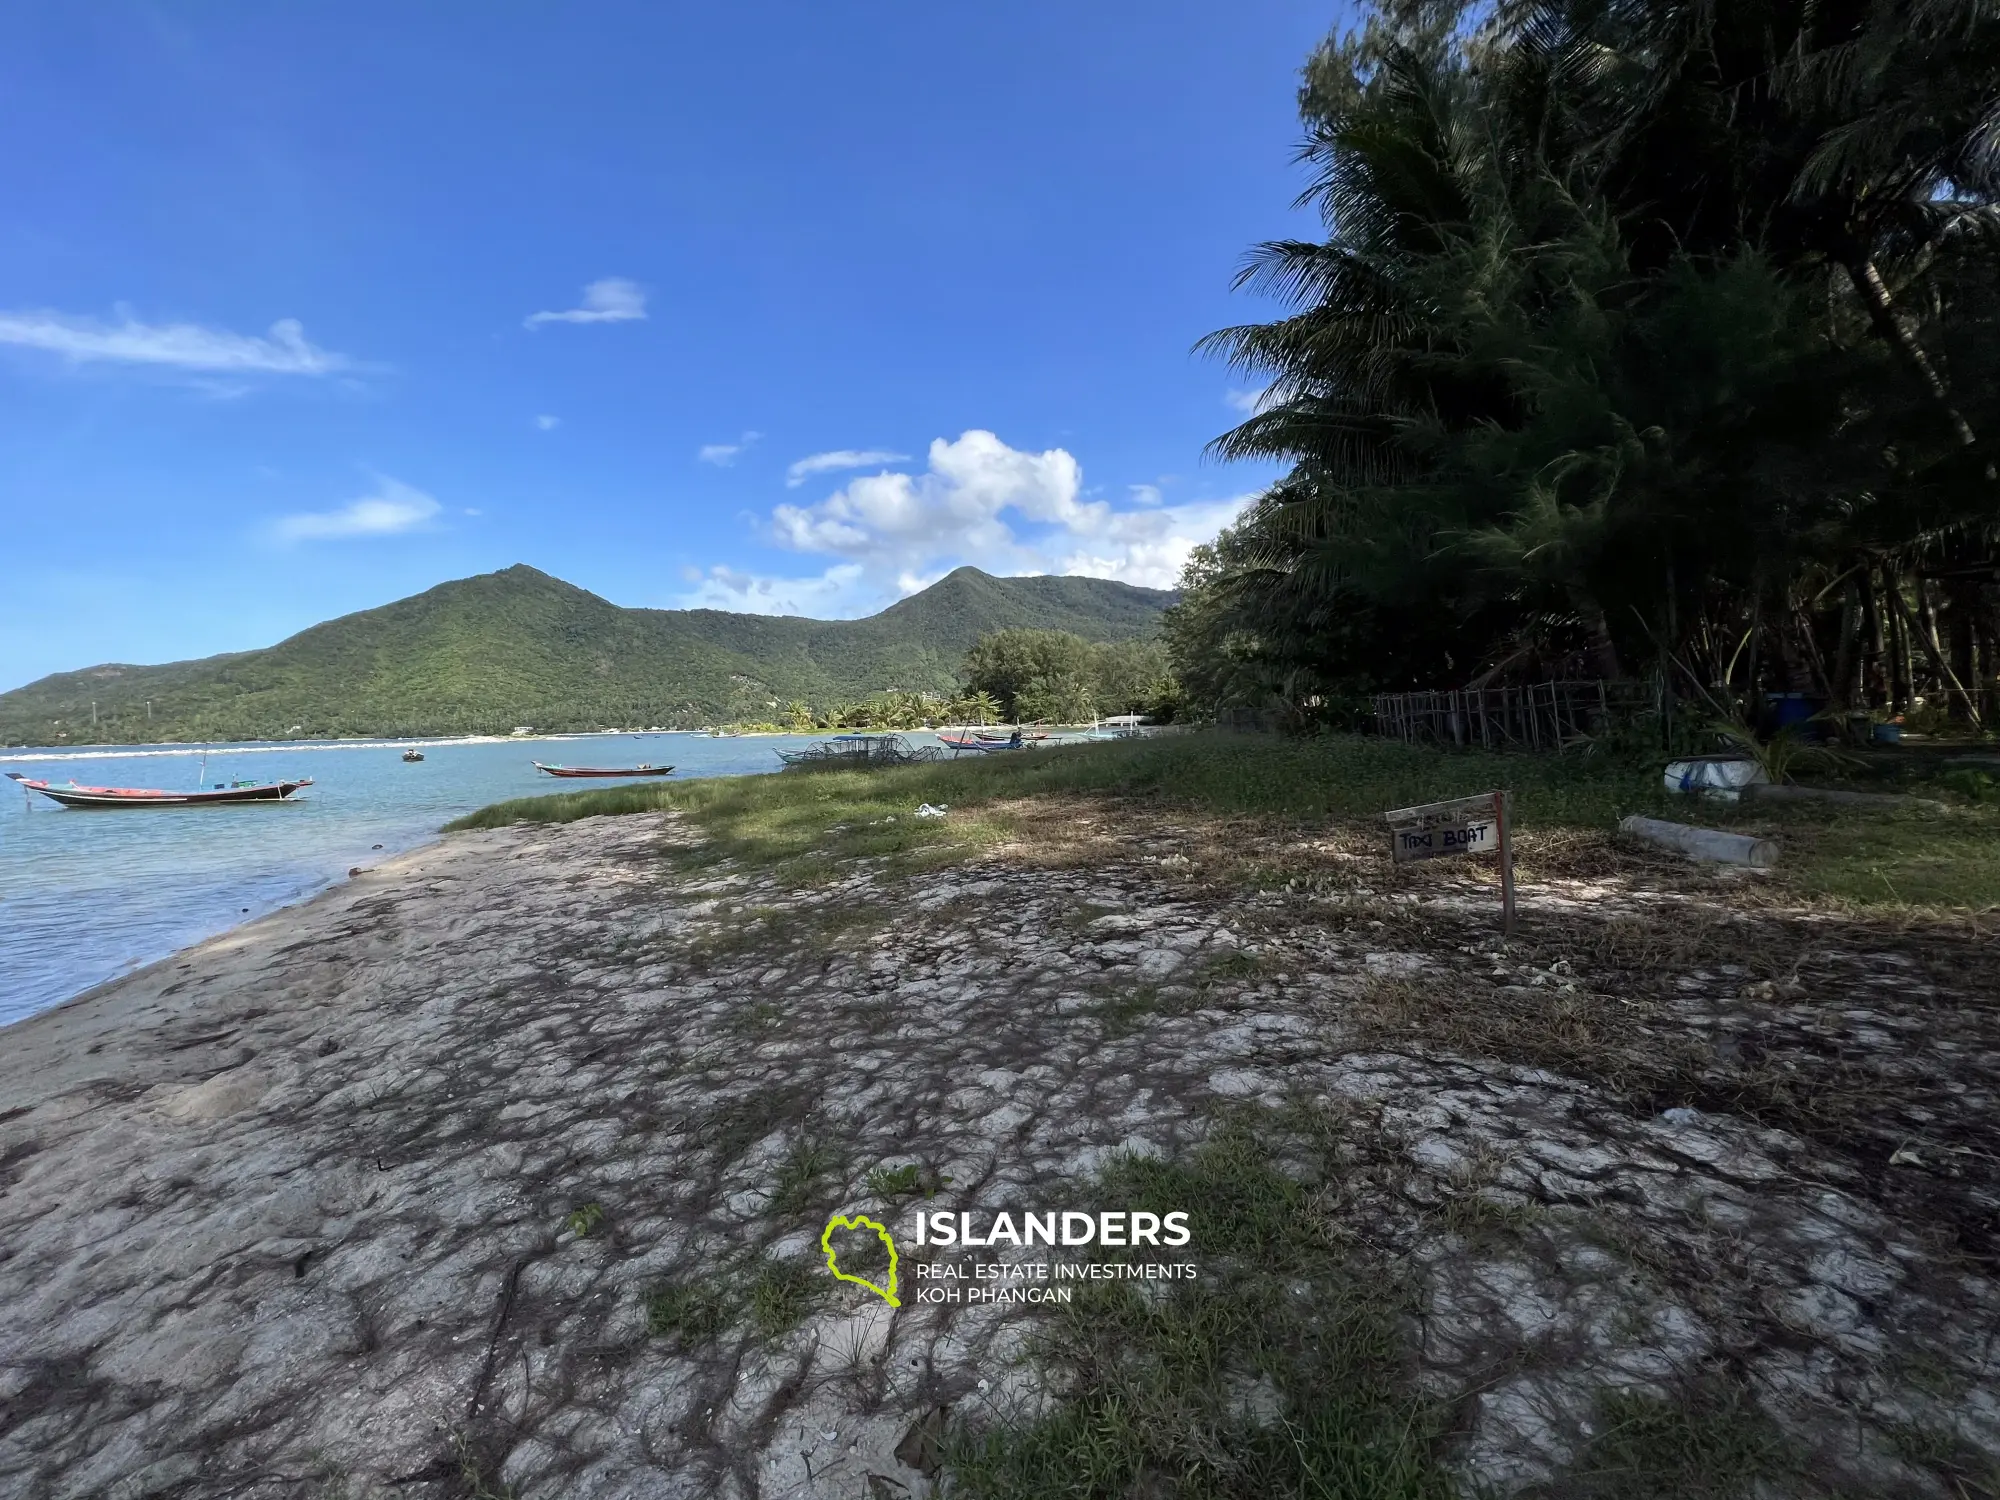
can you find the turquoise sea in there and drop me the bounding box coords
[0,732,855,1027]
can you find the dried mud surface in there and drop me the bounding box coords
[1,809,1996,1498]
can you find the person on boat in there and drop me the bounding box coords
[1008,727,1023,748]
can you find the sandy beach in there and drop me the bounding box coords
[3,804,1998,1498]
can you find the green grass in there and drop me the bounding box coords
[767,1135,842,1217]
[644,1254,828,1347]
[1542,1383,1796,1499]
[446,731,2000,911]
[866,1162,952,1199]
[746,1254,826,1340]
[943,1113,1452,1499]
[644,1275,736,1344]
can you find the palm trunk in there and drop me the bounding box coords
[1830,580,1860,712]
[1844,257,1979,450]
[1893,576,1983,728]
[1862,565,1887,707]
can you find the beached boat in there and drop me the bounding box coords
[939,729,1026,753]
[5,771,313,809]
[532,763,675,778]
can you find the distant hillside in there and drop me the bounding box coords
[0,565,1176,744]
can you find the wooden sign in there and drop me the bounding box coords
[1382,789,1516,935]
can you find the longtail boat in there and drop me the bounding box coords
[5,771,313,809]
[938,731,1025,753]
[532,762,675,778]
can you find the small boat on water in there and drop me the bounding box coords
[532,762,675,778]
[5,771,313,809]
[402,749,425,762]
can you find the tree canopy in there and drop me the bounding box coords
[1172,0,2000,731]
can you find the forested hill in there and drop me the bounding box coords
[0,565,1175,744]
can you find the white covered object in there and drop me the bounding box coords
[1663,757,1769,800]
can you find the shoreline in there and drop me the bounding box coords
[0,833,451,1098]
[2,800,1995,1495]
[0,731,675,763]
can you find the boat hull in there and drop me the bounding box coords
[4,772,313,808]
[532,764,675,778]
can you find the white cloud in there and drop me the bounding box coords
[1224,385,1274,415]
[675,429,1252,617]
[273,478,442,543]
[784,448,910,487]
[698,430,762,466]
[523,277,647,329]
[534,414,560,431]
[0,309,348,374]
[678,563,867,617]
[1128,483,1164,506]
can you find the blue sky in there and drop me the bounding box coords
[0,2,1337,691]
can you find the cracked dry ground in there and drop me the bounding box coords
[2,807,1999,1499]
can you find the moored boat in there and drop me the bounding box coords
[532,762,675,778]
[402,749,425,762]
[5,771,313,809]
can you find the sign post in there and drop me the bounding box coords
[1382,789,1516,936]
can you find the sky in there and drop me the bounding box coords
[0,2,1339,691]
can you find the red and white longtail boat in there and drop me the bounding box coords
[532,762,675,778]
[5,771,313,809]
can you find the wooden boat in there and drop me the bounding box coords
[939,730,1025,753]
[532,762,675,778]
[402,749,425,762]
[5,771,313,808]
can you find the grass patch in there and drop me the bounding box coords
[645,1275,736,1345]
[1093,981,1174,1038]
[943,1111,1451,1499]
[645,1254,829,1347]
[747,1255,826,1341]
[1536,1381,1795,1499]
[446,732,2000,911]
[867,1161,952,1199]
[767,1135,843,1217]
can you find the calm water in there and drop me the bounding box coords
[0,732,853,1027]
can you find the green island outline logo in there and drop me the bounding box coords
[820,1212,901,1307]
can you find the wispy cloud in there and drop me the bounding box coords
[784,448,910,488]
[523,277,647,329]
[0,309,348,374]
[534,413,561,431]
[1224,385,1274,415]
[678,429,1252,617]
[698,430,762,466]
[273,477,441,543]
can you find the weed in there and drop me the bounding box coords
[768,1135,843,1217]
[645,1277,736,1345]
[942,1111,1450,1499]
[1093,982,1167,1038]
[730,998,784,1035]
[1543,1381,1796,1498]
[1887,1420,2000,1493]
[451,731,2000,912]
[450,1428,518,1500]
[563,1202,604,1239]
[747,1255,825,1341]
[867,1162,951,1199]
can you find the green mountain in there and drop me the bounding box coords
[0,564,1176,744]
